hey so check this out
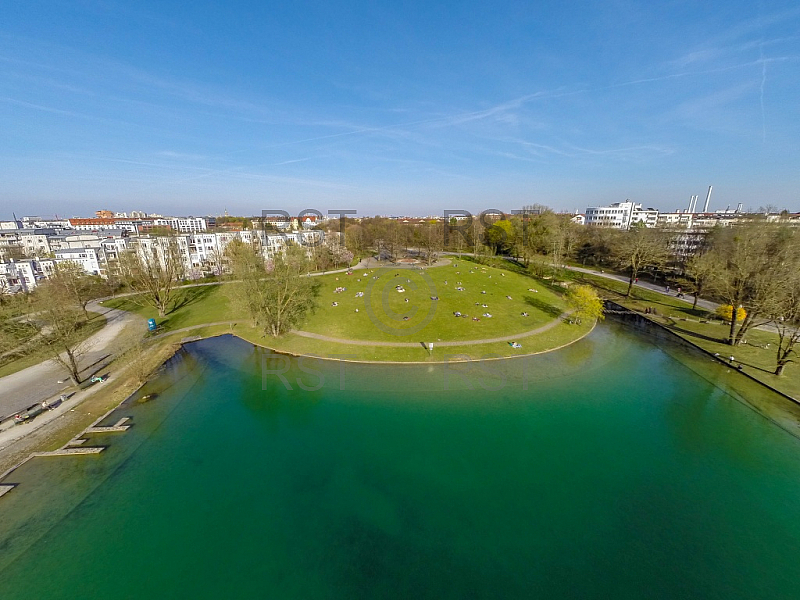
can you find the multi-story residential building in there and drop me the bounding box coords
[629,206,659,228]
[157,217,208,232]
[18,229,58,256]
[0,230,23,259]
[656,212,694,228]
[0,220,21,230]
[54,248,103,276]
[68,218,140,233]
[0,259,40,293]
[21,217,72,229]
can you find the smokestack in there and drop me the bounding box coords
[687,195,694,212]
[690,195,698,213]
[703,186,713,213]
[736,202,743,213]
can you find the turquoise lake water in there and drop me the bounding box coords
[1,323,799,599]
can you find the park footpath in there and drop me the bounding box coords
[566,265,718,312]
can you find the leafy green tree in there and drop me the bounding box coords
[567,285,604,324]
[484,219,515,255]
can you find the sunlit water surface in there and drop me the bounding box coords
[1,324,799,599]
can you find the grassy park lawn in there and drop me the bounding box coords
[102,285,232,333]
[107,261,592,361]
[303,261,566,342]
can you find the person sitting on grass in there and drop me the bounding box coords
[521,312,529,317]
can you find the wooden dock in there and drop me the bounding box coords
[0,484,15,498]
[34,447,105,456]
[85,417,131,433]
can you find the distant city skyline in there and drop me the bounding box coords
[2,2,799,216]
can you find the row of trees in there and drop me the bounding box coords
[324,208,580,268]
[589,221,800,372]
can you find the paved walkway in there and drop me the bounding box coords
[0,301,143,418]
[566,266,718,311]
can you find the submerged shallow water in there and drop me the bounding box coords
[1,324,799,599]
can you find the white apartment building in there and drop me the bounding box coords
[155,217,208,232]
[0,220,20,230]
[1,226,326,291]
[21,217,72,229]
[629,207,659,228]
[585,201,659,229]
[585,201,636,228]
[0,259,39,293]
[0,230,22,259]
[54,248,103,276]
[656,212,694,228]
[18,229,58,256]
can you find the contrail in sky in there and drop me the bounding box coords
[759,44,767,144]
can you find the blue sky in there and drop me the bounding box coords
[2,1,799,218]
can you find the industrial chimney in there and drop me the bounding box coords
[703,186,713,213]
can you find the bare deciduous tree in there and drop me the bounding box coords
[611,225,669,297]
[36,282,92,384]
[225,241,317,337]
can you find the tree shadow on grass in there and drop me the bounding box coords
[170,285,217,313]
[576,274,710,320]
[662,322,726,344]
[523,295,562,318]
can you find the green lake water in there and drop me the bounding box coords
[1,323,800,599]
